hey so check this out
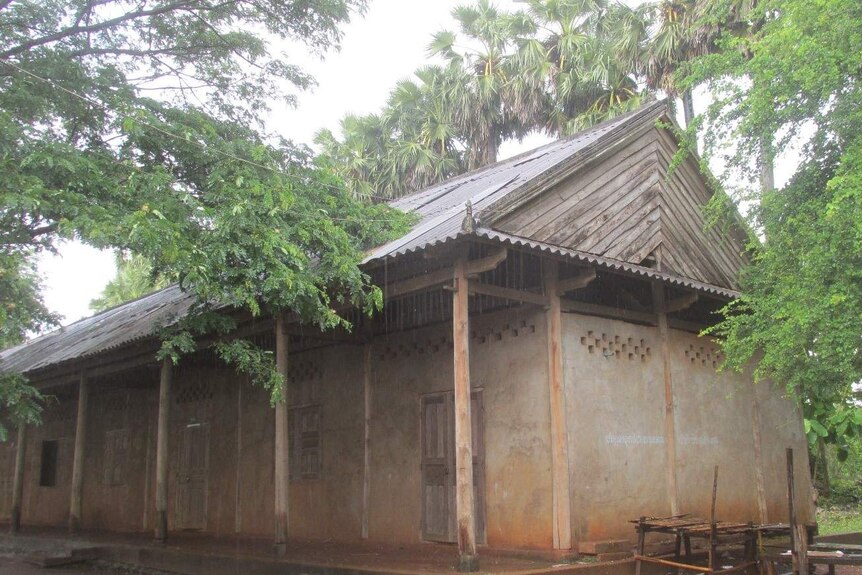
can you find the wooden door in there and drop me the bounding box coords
[420,391,485,543]
[176,423,209,530]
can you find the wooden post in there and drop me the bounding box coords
[10,423,26,534]
[69,372,89,532]
[786,448,808,575]
[709,466,719,572]
[542,261,573,551]
[751,388,769,523]
[361,341,372,540]
[274,314,289,557]
[154,356,172,542]
[652,282,680,515]
[453,257,478,572]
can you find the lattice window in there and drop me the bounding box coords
[103,428,129,486]
[579,331,651,362]
[175,379,214,405]
[684,344,723,369]
[288,405,321,480]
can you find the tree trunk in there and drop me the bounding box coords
[817,436,831,497]
[681,89,695,129]
[759,134,775,192]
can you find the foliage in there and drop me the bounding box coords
[0,373,43,441]
[816,505,862,535]
[90,253,171,313]
[694,0,862,444]
[0,0,416,437]
[319,0,661,200]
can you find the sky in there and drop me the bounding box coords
[36,0,535,326]
[36,0,797,328]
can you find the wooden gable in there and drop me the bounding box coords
[490,120,748,290]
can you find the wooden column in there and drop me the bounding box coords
[751,386,769,523]
[10,423,26,534]
[542,261,573,550]
[361,341,372,540]
[453,257,478,572]
[69,372,89,532]
[274,314,290,556]
[652,282,680,515]
[155,356,172,542]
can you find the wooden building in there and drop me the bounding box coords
[0,101,813,571]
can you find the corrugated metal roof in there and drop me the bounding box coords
[0,284,194,375]
[476,228,740,299]
[363,99,668,263]
[1,99,736,377]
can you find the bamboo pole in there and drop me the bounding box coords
[154,356,172,542]
[274,314,290,556]
[453,257,478,572]
[69,372,89,532]
[542,260,572,551]
[10,423,26,534]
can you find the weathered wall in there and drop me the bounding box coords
[20,395,76,527]
[563,313,669,542]
[563,314,814,542]
[0,428,21,519]
[81,384,156,532]
[367,306,554,549]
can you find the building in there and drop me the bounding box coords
[0,100,813,571]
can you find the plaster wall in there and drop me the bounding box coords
[563,313,669,542]
[20,396,77,527]
[563,314,814,543]
[367,306,553,549]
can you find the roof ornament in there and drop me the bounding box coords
[461,200,476,233]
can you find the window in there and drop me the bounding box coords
[103,429,129,486]
[288,405,321,480]
[39,440,58,487]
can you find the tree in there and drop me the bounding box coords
[0,0,412,437]
[90,253,170,313]
[693,0,862,447]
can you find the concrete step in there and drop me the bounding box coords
[596,551,634,562]
[22,552,87,568]
[578,539,632,555]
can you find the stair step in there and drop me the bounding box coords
[579,539,632,555]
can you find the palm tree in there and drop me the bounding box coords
[90,253,169,312]
[516,0,648,136]
[428,0,537,168]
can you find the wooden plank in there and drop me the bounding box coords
[361,342,372,540]
[543,261,573,551]
[10,423,25,534]
[652,282,680,516]
[467,282,549,307]
[155,356,172,542]
[68,372,89,533]
[274,314,289,556]
[633,555,711,573]
[557,269,596,294]
[501,134,657,238]
[235,382,243,533]
[560,299,657,325]
[653,141,744,286]
[464,247,507,276]
[751,386,769,523]
[665,293,698,314]
[386,249,508,301]
[545,150,659,247]
[452,257,479,572]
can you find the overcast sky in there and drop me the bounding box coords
[36,0,796,328]
[37,0,536,326]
